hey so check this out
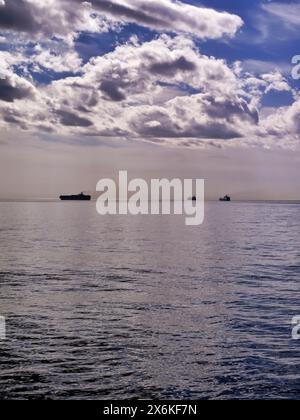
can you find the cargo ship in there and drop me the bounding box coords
[219,195,231,202]
[60,192,91,201]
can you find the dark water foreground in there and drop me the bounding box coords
[0,202,299,400]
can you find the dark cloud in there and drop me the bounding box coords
[97,56,196,102]
[185,121,242,140]
[131,110,242,139]
[0,0,97,39]
[204,95,259,124]
[130,93,258,140]
[100,80,126,101]
[149,56,196,76]
[57,110,93,127]
[76,91,99,111]
[84,127,129,137]
[84,0,166,27]
[0,0,37,32]
[0,77,32,102]
[2,108,28,129]
[36,124,55,133]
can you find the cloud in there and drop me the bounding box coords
[0,0,247,148]
[0,0,243,43]
[30,47,83,73]
[56,110,93,127]
[0,3,297,152]
[261,99,300,138]
[0,0,107,41]
[149,56,196,76]
[0,0,37,33]
[261,71,291,94]
[0,35,265,145]
[262,2,300,27]
[242,59,291,76]
[100,80,126,101]
[82,0,243,39]
[129,93,258,140]
[0,73,34,102]
[254,2,300,44]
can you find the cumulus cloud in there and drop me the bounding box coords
[261,71,291,93]
[0,1,298,149]
[0,0,242,42]
[81,0,243,39]
[30,48,83,73]
[0,35,264,144]
[129,93,258,140]
[149,56,196,76]
[56,109,93,127]
[0,77,31,102]
[100,80,126,101]
[0,72,35,102]
[0,0,108,41]
[261,99,300,139]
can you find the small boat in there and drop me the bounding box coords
[219,195,231,202]
[60,192,91,201]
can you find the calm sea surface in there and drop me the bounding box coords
[0,202,300,400]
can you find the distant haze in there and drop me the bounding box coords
[0,131,299,201]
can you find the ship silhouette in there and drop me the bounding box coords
[60,192,91,201]
[219,195,231,202]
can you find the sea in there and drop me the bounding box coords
[0,201,300,400]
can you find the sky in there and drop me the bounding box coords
[1,0,300,199]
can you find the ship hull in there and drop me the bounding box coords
[219,195,231,202]
[60,195,91,201]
